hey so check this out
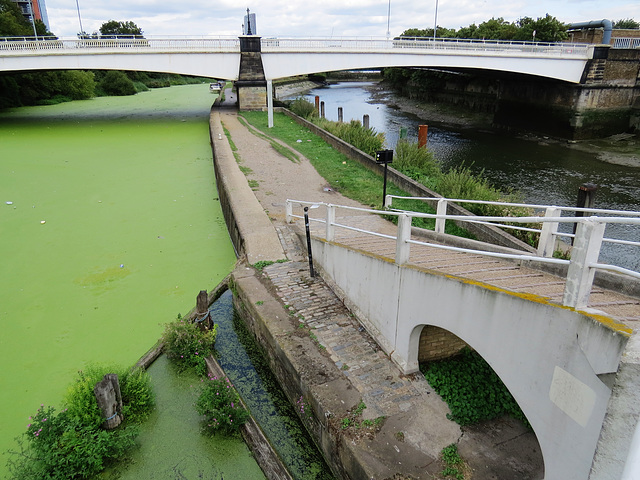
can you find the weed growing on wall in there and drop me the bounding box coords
[421,348,529,427]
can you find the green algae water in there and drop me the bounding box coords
[0,85,237,475]
[97,355,266,480]
[211,291,335,480]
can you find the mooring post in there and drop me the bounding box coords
[338,107,343,122]
[418,125,429,148]
[195,289,212,330]
[363,114,370,129]
[94,374,123,430]
[572,183,598,244]
[320,101,325,119]
[315,96,320,116]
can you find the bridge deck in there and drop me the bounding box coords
[308,214,640,328]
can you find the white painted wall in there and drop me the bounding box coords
[312,237,630,480]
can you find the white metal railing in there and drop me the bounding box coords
[261,36,592,58]
[285,199,640,310]
[0,36,240,54]
[613,37,640,49]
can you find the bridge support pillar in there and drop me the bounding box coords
[237,36,267,111]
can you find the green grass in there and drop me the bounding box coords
[238,111,472,237]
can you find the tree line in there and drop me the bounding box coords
[0,2,210,109]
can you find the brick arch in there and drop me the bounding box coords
[417,325,469,362]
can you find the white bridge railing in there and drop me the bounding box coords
[0,35,591,59]
[285,198,640,310]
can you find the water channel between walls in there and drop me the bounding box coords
[0,85,238,477]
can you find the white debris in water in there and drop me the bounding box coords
[5,201,12,205]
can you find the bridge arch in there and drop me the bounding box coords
[311,237,628,479]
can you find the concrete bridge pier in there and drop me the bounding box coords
[237,36,268,110]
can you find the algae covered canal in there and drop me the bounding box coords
[0,85,238,475]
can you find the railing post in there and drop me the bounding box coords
[537,207,561,257]
[285,200,293,223]
[562,218,606,309]
[384,195,393,209]
[396,214,412,265]
[325,204,335,241]
[435,199,447,234]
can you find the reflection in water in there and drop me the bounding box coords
[288,82,640,271]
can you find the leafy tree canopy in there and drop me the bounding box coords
[0,0,51,37]
[614,18,640,29]
[99,20,143,37]
[401,14,568,43]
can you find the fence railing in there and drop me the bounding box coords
[285,199,640,310]
[0,36,240,54]
[613,37,640,49]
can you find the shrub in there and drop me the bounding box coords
[421,348,528,427]
[289,96,317,118]
[99,70,136,96]
[315,118,385,156]
[393,139,442,181]
[7,363,153,480]
[161,314,218,376]
[195,375,250,435]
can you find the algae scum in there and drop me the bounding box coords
[0,85,237,476]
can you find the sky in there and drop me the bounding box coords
[45,0,640,39]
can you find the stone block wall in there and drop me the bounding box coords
[417,325,468,362]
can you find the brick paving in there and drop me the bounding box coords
[265,226,429,420]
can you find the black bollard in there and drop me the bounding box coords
[572,183,599,244]
[304,207,315,278]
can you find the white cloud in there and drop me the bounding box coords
[46,0,640,38]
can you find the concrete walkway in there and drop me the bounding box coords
[215,108,546,479]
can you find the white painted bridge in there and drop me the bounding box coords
[0,35,595,83]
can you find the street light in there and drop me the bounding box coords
[433,0,439,39]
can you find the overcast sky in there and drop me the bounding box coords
[46,0,640,38]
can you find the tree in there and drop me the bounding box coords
[99,20,143,38]
[515,14,568,42]
[614,18,640,29]
[98,70,136,96]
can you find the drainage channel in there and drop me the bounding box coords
[210,290,335,480]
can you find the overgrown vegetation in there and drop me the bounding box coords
[161,314,218,377]
[440,444,466,480]
[195,375,250,435]
[6,364,154,480]
[420,348,529,427]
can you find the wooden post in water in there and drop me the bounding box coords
[338,107,343,122]
[418,125,429,148]
[195,289,212,330]
[320,101,325,119]
[363,115,370,129]
[315,96,320,116]
[94,374,123,430]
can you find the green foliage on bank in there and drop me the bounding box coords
[421,348,528,427]
[161,314,218,377]
[195,375,250,435]
[6,364,154,480]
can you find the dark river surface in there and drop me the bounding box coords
[287,81,640,271]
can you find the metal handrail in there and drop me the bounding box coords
[285,199,640,309]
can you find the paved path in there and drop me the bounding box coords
[219,109,546,478]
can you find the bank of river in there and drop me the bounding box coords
[0,85,237,475]
[286,81,640,271]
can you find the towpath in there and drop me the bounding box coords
[215,104,545,479]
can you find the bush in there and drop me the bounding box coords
[7,364,153,480]
[289,96,317,118]
[195,375,250,435]
[99,70,137,96]
[393,139,442,182]
[421,348,528,426]
[315,118,385,156]
[161,315,218,376]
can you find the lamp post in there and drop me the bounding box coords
[433,0,439,39]
[75,0,85,36]
[386,0,391,38]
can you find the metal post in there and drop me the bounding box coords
[338,107,343,122]
[435,198,447,234]
[382,162,389,208]
[267,79,274,128]
[537,207,561,257]
[326,204,335,241]
[418,125,428,148]
[572,182,598,243]
[363,114,369,129]
[285,200,293,223]
[396,214,412,264]
[320,101,325,119]
[304,207,315,278]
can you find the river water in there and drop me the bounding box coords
[0,85,239,476]
[289,81,640,271]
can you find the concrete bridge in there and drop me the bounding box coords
[285,199,640,480]
[0,35,601,113]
